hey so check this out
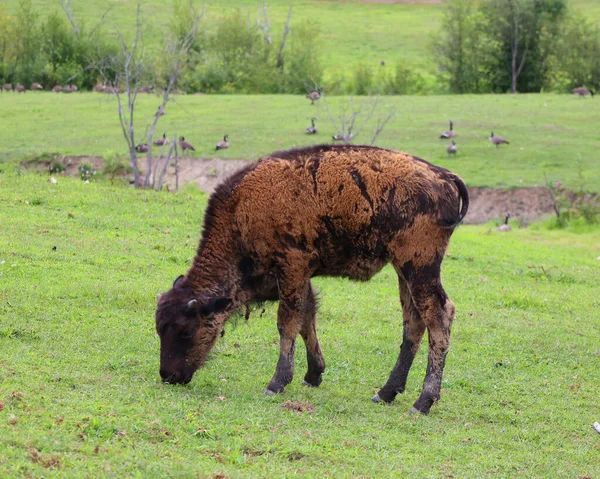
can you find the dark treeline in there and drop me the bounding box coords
[1,0,598,94]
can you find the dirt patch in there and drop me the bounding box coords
[281,400,315,414]
[465,186,554,225]
[23,156,596,225]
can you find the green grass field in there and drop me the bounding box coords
[0,170,599,477]
[2,92,600,191]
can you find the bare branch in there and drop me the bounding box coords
[276,6,292,69]
[257,3,272,44]
[89,6,113,38]
[156,135,178,191]
[58,0,79,38]
[370,105,396,145]
[144,2,204,187]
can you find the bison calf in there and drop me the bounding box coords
[156,144,469,415]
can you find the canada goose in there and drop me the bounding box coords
[489,131,509,147]
[447,140,457,156]
[15,85,25,93]
[153,133,169,146]
[306,118,317,134]
[156,105,165,117]
[306,89,321,104]
[179,136,195,151]
[1,83,12,92]
[104,86,118,94]
[216,135,229,150]
[440,120,455,139]
[496,213,512,232]
[51,85,62,93]
[135,143,149,153]
[61,85,75,93]
[572,86,594,97]
[332,133,353,142]
[92,84,106,92]
[30,83,43,90]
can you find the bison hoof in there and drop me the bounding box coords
[302,379,318,388]
[263,388,277,396]
[371,393,382,403]
[409,407,427,415]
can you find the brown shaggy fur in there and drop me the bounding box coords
[156,144,469,415]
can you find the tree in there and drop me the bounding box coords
[481,0,566,93]
[95,0,203,188]
[551,12,600,91]
[432,0,491,93]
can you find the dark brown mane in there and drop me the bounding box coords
[267,143,395,163]
[198,161,259,253]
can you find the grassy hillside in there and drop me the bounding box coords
[2,0,443,84]
[2,92,600,191]
[0,170,599,478]
[4,0,600,85]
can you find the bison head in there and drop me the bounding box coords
[155,275,232,384]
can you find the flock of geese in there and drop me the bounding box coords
[439,120,510,157]
[135,134,229,154]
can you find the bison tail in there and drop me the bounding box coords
[441,175,469,228]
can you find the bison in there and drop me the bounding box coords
[155,144,469,415]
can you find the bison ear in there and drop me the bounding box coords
[199,297,232,316]
[173,275,185,288]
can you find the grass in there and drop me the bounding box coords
[1,168,599,477]
[2,92,600,191]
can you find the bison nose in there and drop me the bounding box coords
[160,369,192,384]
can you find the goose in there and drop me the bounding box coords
[440,120,455,139]
[51,85,62,93]
[305,118,318,134]
[572,86,594,97]
[92,84,106,92]
[179,136,195,152]
[447,140,457,156]
[489,131,509,147]
[15,85,25,93]
[153,133,169,146]
[496,213,512,232]
[215,135,229,150]
[135,143,149,153]
[156,105,165,117]
[306,89,321,104]
[30,83,43,90]
[61,85,75,93]
[1,83,12,92]
[332,133,353,142]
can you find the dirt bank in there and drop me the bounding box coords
[28,156,595,225]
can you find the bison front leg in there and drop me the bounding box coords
[264,280,308,395]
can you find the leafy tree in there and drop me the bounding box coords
[551,12,600,91]
[481,0,567,93]
[432,0,492,93]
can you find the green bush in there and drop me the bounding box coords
[78,161,96,181]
